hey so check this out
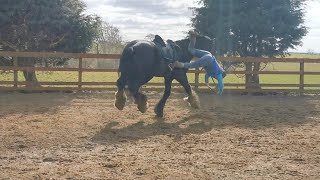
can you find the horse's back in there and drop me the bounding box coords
[119,40,160,80]
[131,40,156,55]
[121,40,157,59]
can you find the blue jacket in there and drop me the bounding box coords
[204,56,224,84]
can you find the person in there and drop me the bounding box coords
[169,31,226,95]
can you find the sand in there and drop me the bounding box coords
[0,92,319,179]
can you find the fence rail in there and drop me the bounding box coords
[1,51,320,94]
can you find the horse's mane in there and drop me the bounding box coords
[174,39,192,63]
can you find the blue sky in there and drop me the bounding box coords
[84,0,320,53]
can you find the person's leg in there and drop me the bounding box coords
[188,35,211,58]
[170,54,213,70]
[192,49,211,58]
[183,54,212,69]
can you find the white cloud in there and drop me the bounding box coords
[295,0,320,52]
[84,0,194,41]
[84,0,320,53]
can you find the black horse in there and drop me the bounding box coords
[115,35,213,117]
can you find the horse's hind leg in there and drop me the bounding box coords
[115,74,127,110]
[174,70,200,109]
[128,82,148,113]
[154,76,173,117]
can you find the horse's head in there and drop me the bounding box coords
[175,35,214,63]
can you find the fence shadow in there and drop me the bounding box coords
[0,92,78,119]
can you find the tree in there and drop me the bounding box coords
[192,0,308,88]
[145,34,155,41]
[86,21,125,69]
[94,21,124,54]
[0,0,100,85]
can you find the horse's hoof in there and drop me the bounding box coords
[185,92,200,109]
[115,101,125,110]
[156,113,163,118]
[115,91,126,110]
[154,103,164,117]
[155,111,163,118]
[154,109,163,118]
[189,99,200,109]
[138,102,148,113]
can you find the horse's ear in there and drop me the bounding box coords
[154,35,166,47]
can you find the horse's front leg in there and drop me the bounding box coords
[154,76,173,117]
[174,70,200,109]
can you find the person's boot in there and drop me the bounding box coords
[188,30,198,38]
[188,31,197,55]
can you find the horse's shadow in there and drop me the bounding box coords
[91,113,217,145]
[92,94,319,145]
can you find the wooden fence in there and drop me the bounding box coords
[1,51,320,94]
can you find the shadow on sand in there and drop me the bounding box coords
[92,94,320,145]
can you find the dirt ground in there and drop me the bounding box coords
[0,91,319,179]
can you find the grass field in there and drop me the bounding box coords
[1,54,320,89]
[285,53,320,59]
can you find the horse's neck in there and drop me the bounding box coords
[174,39,189,63]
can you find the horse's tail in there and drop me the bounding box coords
[117,46,134,89]
[119,46,134,73]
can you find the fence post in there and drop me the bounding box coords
[78,58,83,89]
[13,57,18,88]
[299,61,304,96]
[195,68,199,90]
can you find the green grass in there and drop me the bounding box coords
[2,71,319,88]
[286,53,320,59]
[1,53,320,89]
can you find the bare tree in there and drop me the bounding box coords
[94,22,124,54]
[145,34,155,41]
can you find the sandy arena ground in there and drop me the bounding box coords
[0,91,319,179]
